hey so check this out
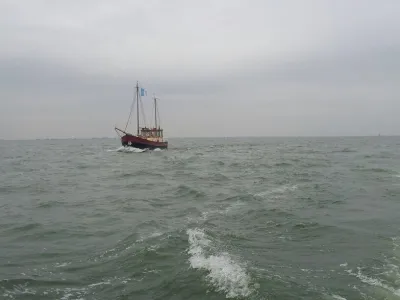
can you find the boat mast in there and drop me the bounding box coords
[136,81,139,135]
[154,95,157,129]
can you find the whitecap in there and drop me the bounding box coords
[187,228,254,298]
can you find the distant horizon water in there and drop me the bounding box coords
[0,133,397,141]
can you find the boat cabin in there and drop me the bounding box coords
[140,127,164,142]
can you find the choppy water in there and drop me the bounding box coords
[1,137,400,300]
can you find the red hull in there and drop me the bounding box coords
[121,134,168,149]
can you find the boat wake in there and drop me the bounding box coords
[107,146,165,153]
[108,146,148,153]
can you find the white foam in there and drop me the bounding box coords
[88,280,111,288]
[187,228,253,298]
[121,146,147,153]
[137,231,163,242]
[56,287,88,300]
[108,146,147,153]
[54,262,71,268]
[106,146,125,152]
[222,201,245,215]
[201,211,210,220]
[345,237,400,298]
[2,283,36,298]
[331,295,347,300]
[347,268,400,296]
[149,231,163,238]
[2,272,131,299]
[255,185,298,198]
[198,202,246,223]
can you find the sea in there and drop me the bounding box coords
[1,136,400,300]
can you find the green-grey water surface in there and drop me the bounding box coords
[1,137,400,299]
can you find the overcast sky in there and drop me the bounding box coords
[1,0,399,139]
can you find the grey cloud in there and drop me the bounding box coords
[0,0,399,139]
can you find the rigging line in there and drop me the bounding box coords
[151,101,154,127]
[157,102,161,128]
[125,89,136,131]
[139,94,147,128]
[152,100,157,128]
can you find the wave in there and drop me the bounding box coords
[186,228,255,298]
[0,276,132,300]
[1,281,37,298]
[331,148,357,153]
[254,184,298,198]
[344,237,400,298]
[274,162,293,167]
[353,167,395,174]
[346,267,400,297]
[95,229,166,261]
[174,184,206,199]
[115,169,166,180]
[292,221,321,230]
[5,222,42,234]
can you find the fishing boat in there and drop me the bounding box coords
[115,82,168,150]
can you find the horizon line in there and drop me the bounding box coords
[0,134,396,141]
